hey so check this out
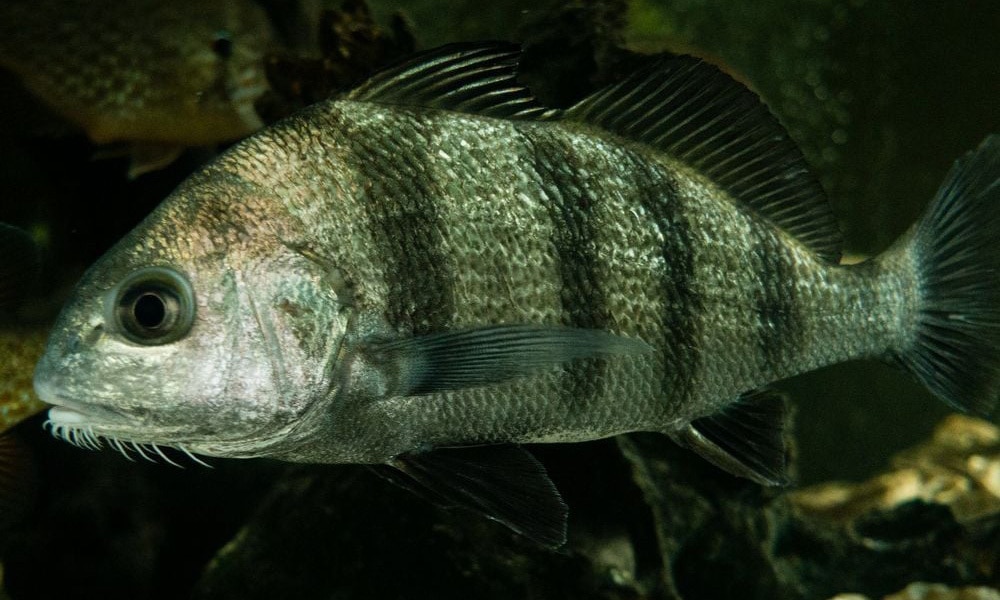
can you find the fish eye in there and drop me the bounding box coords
[109,267,195,345]
[211,31,233,59]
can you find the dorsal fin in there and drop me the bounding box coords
[347,42,552,120]
[564,56,843,263]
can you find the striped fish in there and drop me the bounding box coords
[32,43,1000,547]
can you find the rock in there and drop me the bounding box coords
[774,416,1000,599]
[194,446,656,600]
[616,415,1000,600]
[883,582,1000,600]
[827,582,1000,600]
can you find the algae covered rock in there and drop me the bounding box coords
[829,582,1000,600]
[194,444,657,600]
[613,415,1000,600]
[775,415,1000,599]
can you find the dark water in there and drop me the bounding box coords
[0,1,997,598]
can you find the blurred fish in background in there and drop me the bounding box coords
[0,223,44,537]
[0,0,277,177]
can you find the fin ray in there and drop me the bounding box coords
[391,445,567,548]
[671,389,790,486]
[348,42,552,120]
[892,135,1000,416]
[564,56,842,262]
[362,324,650,397]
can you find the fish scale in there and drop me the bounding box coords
[32,44,1000,548]
[0,0,272,176]
[260,102,754,442]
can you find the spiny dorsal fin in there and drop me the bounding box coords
[671,388,791,486]
[564,57,843,263]
[348,42,553,120]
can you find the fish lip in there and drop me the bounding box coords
[34,369,129,424]
[37,382,133,428]
[45,401,130,428]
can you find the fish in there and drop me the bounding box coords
[0,223,44,533]
[0,223,46,436]
[0,0,275,177]
[0,329,48,436]
[32,43,1000,547]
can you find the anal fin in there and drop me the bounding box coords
[671,389,791,486]
[390,444,567,548]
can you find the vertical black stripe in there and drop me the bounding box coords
[752,222,800,376]
[636,159,702,409]
[523,130,608,405]
[351,112,455,334]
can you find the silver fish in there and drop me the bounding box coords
[32,44,1000,546]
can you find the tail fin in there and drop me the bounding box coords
[894,135,1000,416]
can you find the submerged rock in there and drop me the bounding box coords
[193,415,999,599]
[194,445,658,600]
[791,415,1000,525]
[613,415,1000,600]
[829,582,1000,600]
[774,415,1000,599]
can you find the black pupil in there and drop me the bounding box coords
[133,292,166,330]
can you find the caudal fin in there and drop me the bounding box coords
[894,135,1000,416]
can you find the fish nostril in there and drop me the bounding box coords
[67,324,102,352]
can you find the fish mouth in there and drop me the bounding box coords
[42,396,210,467]
[45,397,128,424]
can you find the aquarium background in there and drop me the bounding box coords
[0,1,997,598]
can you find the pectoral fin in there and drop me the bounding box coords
[390,444,567,548]
[671,388,791,486]
[126,143,184,178]
[362,324,650,397]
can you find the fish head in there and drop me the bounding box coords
[33,175,349,460]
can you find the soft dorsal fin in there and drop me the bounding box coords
[348,42,552,120]
[564,57,843,263]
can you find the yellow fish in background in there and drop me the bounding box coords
[0,223,44,534]
[0,328,46,437]
[0,0,276,177]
